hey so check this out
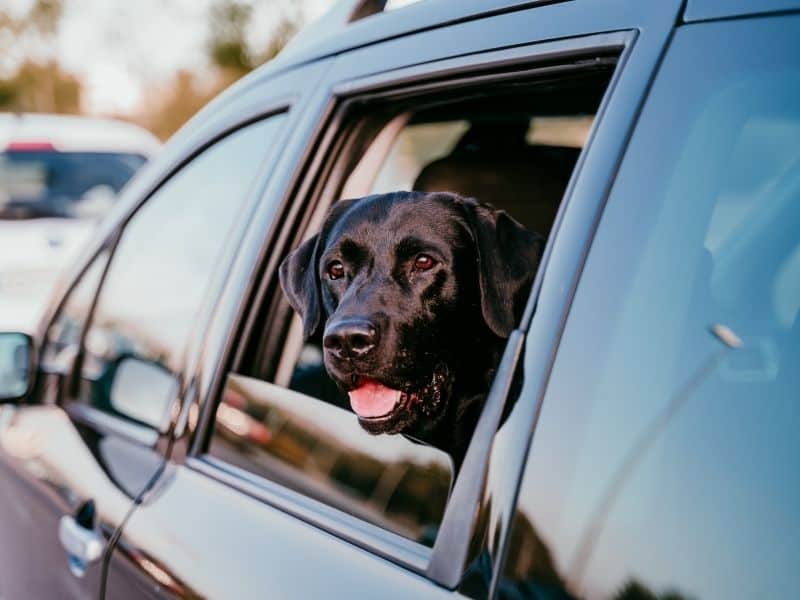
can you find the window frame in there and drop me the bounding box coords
[187,30,633,586]
[34,106,292,452]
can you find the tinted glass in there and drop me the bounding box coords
[42,250,109,371]
[211,374,453,546]
[501,17,800,600]
[0,151,146,220]
[78,116,286,426]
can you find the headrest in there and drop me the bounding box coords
[412,121,577,235]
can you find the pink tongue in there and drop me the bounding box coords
[348,379,402,418]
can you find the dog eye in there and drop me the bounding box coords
[413,254,436,271]
[327,260,345,280]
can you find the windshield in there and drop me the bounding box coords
[0,151,146,220]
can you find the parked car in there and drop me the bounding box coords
[0,113,160,329]
[0,1,798,598]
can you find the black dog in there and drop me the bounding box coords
[279,191,543,464]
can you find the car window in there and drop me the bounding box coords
[208,69,614,550]
[75,115,286,430]
[41,250,110,373]
[501,17,800,600]
[0,151,146,220]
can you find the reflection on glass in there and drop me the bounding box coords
[109,357,178,432]
[78,116,285,423]
[500,18,800,600]
[0,151,145,220]
[42,250,109,371]
[211,374,453,546]
[0,332,30,398]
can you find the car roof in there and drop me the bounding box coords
[270,0,800,74]
[276,0,561,69]
[0,113,161,157]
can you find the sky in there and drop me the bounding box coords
[7,0,335,115]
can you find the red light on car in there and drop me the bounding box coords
[5,140,56,152]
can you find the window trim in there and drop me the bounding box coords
[66,402,159,448]
[187,30,632,587]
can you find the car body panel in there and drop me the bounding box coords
[278,0,569,67]
[502,13,800,598]
[106,464,456,599]
[0,403,161,599]
[683,0,800,23]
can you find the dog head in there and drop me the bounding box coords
[280,191,543,445]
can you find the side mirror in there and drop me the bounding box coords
[109,356,178,433]
[0,332,33,402]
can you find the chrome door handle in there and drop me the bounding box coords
[58,514,105,577]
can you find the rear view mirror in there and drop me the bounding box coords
[0,332,33,402]
[110,356,178,433]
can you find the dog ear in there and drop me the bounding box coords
[279,198,359,340]
[279,233,322,340]
[459,197,545,338]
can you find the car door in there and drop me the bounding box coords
[99,2,683,599]
[0,96,296,599]
[500,11,800,600]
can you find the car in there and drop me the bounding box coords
[0,113,160,329]
[0,0,798,598]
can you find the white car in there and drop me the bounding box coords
[0,113,160,329]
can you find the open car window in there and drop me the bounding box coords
[206,63,615,553]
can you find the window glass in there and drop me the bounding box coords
[42,250,109,371]
[501,18,800,600]
[78,116,286,428]
[212,374,452,546]
[0,151,146,220]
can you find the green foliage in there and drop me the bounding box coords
[207,1,255,73]
[0,0,302,139]
[0,59,81,114]
[141,1,301,140]
[0,0,80,114]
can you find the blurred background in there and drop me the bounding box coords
[0,0,336,328]
[0,0,333,136]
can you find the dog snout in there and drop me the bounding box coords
[323,318,379,360]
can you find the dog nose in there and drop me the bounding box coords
[323,319,379,360]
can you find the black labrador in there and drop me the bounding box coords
[280,191,543,464]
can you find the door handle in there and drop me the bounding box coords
[58,500,106,577]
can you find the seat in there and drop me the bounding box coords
[412,120,577,236]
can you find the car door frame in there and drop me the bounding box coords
[173,0,685,595]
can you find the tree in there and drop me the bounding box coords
[0,0,82,114]
[207,0,255,74]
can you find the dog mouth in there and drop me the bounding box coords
[346,365,449,433]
